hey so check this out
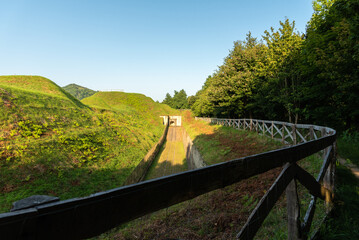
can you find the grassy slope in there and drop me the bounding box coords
[63,83,97,100]
[96,111,285,239]
[0,75,174,213]
[182,111,282,165]
[96,111,330,239]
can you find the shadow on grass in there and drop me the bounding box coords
[144,141,187,180]
[316,165,359,239]
[0,161,134,213]
[190,125,282,165]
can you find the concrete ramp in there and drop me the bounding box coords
[145,125,207,180]
[146,126,187,179]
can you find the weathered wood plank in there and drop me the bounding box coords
[286,179,302,240]
[313,130,318,140]
[317,146,333,182]
[273,124,283,138]
[264,123,271,135]
[237,163,295,239]
[282,123,285,143]
[284,126,293,141]
[301,196,317,239]
[296,129,307,143]
[294,164,331,201]
[292,125,297,145]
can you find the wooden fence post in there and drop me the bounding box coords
[286,178,302,240]
[330,141,337,199]
[271,121,274,139]
[309,126,314,141]
[322,130,335,212]
[292,125,297,145]
[250,119,253,131]
[282,123,285,143]
[262,122,265,135]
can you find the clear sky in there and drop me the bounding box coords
[0,0,314,102]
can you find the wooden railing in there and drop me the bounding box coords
[196,117,333,145]
[0,118,336,240]
[196,117,336,239]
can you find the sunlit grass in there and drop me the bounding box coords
[0,76,175,213]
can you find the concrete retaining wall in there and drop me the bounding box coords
[124,120,169,185]
[182,129,207,170]
[125,122,205,185]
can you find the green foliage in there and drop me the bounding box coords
[162,89,189,109]
[191,21,303,121]
[191,0,359,131]
[316,166,359,239]
[63,83,97,100]
[255,19,304,123]
[0,76,176,213]
[300,0,359,130]
[337,131,359,166]
[18,120,47,139]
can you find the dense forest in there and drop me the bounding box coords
[191,0,359,132]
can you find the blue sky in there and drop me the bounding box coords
[0,0,314,101]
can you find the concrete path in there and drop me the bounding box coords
[146,127,187,180]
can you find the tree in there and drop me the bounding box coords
[162,89,189,109]
[192,33,267,118]
[254,19,304,123]
[172,89,189,109]
[162,93,173,106]
[300,0,359,130]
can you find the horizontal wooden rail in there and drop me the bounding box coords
[197,117,336,239]
[197,117,334,145]
[0,118,336,240]
[237,163,296,239]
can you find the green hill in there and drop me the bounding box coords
[63,83,97,100]
[0,75,175,213]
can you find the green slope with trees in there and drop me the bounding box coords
[63,83,97,100]
[191,0,359,132]
[0,75,175,213]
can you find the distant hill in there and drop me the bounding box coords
[82,91,176,139]
[63,83,97,100]
[0,75,176,213]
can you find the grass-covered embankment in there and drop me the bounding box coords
[96,111,284,239]
[182,111,282,165]
[96,111,334,239]
[0,75,174,213]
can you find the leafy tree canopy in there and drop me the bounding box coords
[162,89,189,109]
[191,0,359,131]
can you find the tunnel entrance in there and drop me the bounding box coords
[160,116,182,127]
